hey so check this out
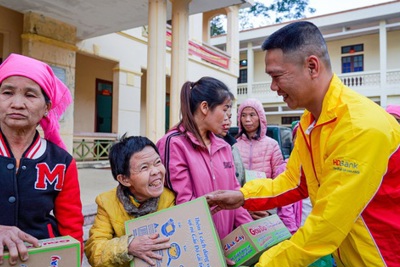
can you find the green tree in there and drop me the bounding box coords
[210,15,226,36]
[210,0,316,36]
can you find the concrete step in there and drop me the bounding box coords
[77,160,110,169]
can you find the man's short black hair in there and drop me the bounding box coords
[262,21,331,69]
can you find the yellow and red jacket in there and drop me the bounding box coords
[241,75,400,267]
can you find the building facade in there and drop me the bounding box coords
[0,0,250,160]
[1,1,399,161]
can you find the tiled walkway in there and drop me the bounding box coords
[78,167,117,207]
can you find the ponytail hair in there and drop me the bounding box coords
[178,77,231,147]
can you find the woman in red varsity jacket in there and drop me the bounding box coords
[0,54,83,265]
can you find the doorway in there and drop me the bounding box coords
[95,79,113,133]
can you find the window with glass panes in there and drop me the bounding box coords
[238,59,248,84]
[341,44,364,73]
[342,55,363,73]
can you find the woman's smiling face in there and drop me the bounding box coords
[122,146,166,202]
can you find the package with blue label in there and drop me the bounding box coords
[125,197,225,267]
[2,235,80,267]
[221,214,291,267]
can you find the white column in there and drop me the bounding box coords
[379,20,387,107]
[225,6,240,127]
[189,14,202,45]
[169,0,191,127]
[247,42,254,96]
[225,5,240,76]
[146,0,167,142]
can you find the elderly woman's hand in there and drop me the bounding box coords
[0,225,39,265]
[128,233,170,266]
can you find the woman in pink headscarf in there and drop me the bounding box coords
[0,54,83,265]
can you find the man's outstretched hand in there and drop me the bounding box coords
[205,190,245,214]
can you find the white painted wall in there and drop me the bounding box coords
[77,23,236,136]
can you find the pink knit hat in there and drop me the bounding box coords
[386,105,400,118]
[0,54,72,150]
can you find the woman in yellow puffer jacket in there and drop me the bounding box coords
[85,135,175,267]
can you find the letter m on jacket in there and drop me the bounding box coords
[35,163,66,191]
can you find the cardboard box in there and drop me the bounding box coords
[125,197,226,267]
[222,214,291,267]
[3,235,80,267]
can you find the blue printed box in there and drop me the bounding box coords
[3,235,80,267]
[125,197,225,267]
[221,214,291,267]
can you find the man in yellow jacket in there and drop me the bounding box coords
[207,21,400,267]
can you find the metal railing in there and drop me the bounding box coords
[73,132,118,161]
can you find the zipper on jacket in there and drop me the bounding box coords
[210,158,216,180]
[308,118,338,187]
[308,130,320,186]
[209,146,216,180]
[249,140,253,170]
[13,158,19,226]
[303,121,320,186]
